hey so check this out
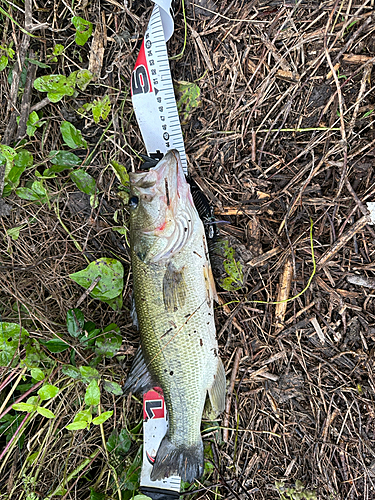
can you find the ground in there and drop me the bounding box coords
[1,0,375,499]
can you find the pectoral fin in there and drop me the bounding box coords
[123,347,154,394]
[163,263,187,312]
[203,358,226,419]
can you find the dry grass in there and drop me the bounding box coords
[1,0,375,499]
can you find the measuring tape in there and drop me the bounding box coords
[140,389,181,498]
[131,0,187,174]
[131,1,185,495]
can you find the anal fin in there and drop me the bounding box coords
[123,347,154,395]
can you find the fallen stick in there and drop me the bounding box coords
[223,347,242,443]
[317,213,372,269]
[275,258,293,330]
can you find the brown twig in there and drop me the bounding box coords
[317,214,372,269]
[15,50,37,140]
[3,0,33,144]
[324,29,348,197]
[223,347,242,442]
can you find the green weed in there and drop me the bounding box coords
[275,480,317,500]
[218,240,244,291]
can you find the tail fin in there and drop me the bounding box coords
[150,434,204,483]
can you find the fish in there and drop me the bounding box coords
[123,149,226,483]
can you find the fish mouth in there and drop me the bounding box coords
[130,150,187,206]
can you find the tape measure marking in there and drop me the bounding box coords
[131,4,187,173]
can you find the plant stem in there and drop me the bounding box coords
[0,366,28,419]
[0,413,30,471]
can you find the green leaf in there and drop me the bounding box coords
[12,403,36,412]
[362,109,374,119]
[134,496,152,500]
[27,58,50,69]
[89,193,99,209]
[112,226,127,235]
[85,379,100,406]
[23,340,49,368]
[70,169,97,195]
[61,121,88,149]
[6,226,23,241]
[26,111,45,137]
[37,384,59,401]
[62,364,81,379]
[0,414,20,442]
[79,365,99,384]
[69,258,124,302]
[79,322,100,347]
[91,95,111,123]
[30,367,45,381]
[83,320,97,333]
[94,325,122,358]
[92,411,113,425]
[103,380,123,396]
[103,295,123,311]
[66,308,85,338]
[73,410,92,423]
[36,406,56,419]
[44,338,69,353]
[76,69,93,91]
[53,487,68,496]
[15,149,33,169]
[42,165,71,177]
[89,489,106,500]
[27,452,39,464]
[4,149,32,194]
[0,55,8,71]
[111,160,129,187]
[106,428,132,454]
[17,383,33,393]
[175,80,201,124]
[16,180,48,204]
[34,74,76,103]
[0,322,29,366]
[5,46,15,59]
[65,410,92,431]
[66,421,88,430]
[53,44,64,56]
[26,397,39,407]
[49,150,81,167]
[0,144,17,178]
[72,16,93,46]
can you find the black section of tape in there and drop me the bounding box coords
[140,486,180,499]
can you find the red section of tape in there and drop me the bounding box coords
[131,40,153,96]
[143,388,165,420]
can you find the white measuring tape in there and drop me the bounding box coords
[140,389,181,496]
[131,0,187,174]
[131,2,184,495]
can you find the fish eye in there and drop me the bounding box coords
[129,196,139,209]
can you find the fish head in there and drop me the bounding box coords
[129,150,198,262]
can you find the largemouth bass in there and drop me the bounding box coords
[124,150,226,483]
